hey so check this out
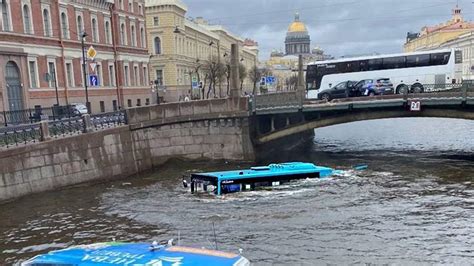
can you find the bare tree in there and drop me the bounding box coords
[287,75,298,90]
[249,66,261,95]
[204,56,225,99]
[239,63,247,91]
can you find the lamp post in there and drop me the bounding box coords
[153,79,165,105]
[46,68,60,106]
[81,31,90,114]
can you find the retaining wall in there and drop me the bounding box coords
[0,99,254,202]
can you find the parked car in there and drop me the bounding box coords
[355,78,394,96]
[318,81,359,101]
[70,103,88,116]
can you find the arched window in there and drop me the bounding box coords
[105,21,111,44]
[130,25,136,47]
[61,12,68,39]
[140,27,145,48]
[2,1,10,31]
[91,18,98,42]
[43,9,51,37]
[76,15,83,40]
[23,5,32,34]
[120,23,125,45]
[154,37,161,55]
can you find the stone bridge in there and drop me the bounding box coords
[252,88,474,144]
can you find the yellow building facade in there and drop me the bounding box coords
[404,6,474,52]
[145,0,258,102]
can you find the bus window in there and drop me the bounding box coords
[430,52,450,65]
[382,56,406,69]
[347,61,360,72]
[455,50,462,64]
[359,60,369,71]
[406,54,430,67]
[368,59,382,70]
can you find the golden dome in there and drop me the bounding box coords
[287,12,307,33]
[288,21,307,33]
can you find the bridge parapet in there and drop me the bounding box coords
[253,91,304,114]
[126,98,249,130]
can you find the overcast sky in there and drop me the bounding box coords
[186,0,473,59]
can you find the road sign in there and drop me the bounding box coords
[87,46,97,59]
[265,76,275,84]
[192,81,199,89]
[89,62,97,74]
[89,74,99,87]
[410,101,421,111]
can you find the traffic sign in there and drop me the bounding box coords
[89,74,99,87]
[410,101,421,111]
[265,76,276,84]
[87,46,97,59]
[89,62,97,74]
[192,81,199,89]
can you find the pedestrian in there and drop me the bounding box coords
[184,95,190,102]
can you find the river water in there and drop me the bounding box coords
[1,118,473,265]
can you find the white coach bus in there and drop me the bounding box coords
[306,49,463,99]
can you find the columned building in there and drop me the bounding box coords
[0,0,150,113]
[404,5,474,52]
[145,0,258,102]
[404,5,474,80]
[285,12,310,55]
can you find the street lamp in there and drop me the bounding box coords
[173,26,181,34]
[153,79,163,105]
[81,31,90,114]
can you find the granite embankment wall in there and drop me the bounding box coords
[0,98,254,202]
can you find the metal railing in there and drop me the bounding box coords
[0,110,128,149]
[0,123,41,148]
[48,117,85,138]
[1,105,79,127]
[91,110,127,130]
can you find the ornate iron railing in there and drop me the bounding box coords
[0,124,41,148]
[91,111,127,130]
[48,117,84,138]
[1,105,79,127]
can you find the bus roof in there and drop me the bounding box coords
[307,48,455,66]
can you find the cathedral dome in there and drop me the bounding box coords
[285,12,311,55]
[287,12,308,33]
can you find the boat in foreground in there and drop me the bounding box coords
[189,162,334,195]
[21,241,250,266]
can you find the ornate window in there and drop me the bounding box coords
[140,27,145,48]
[154,37,161,54]
[61,12,69,39]
[43,8,51,37]
[23,5,32,34]
[130,25,136,46]
[120,23,126,45]
[2,1,11,31]
[91,18,98,42]
[105,21,111,44]
[77,15,83,40]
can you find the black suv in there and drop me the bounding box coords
[318,81,359,101]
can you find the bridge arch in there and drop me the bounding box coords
[257,108,474,144]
